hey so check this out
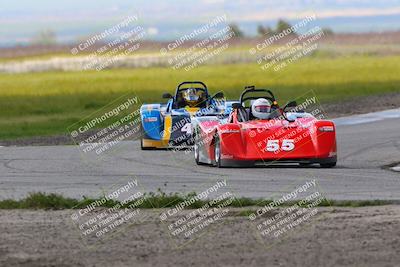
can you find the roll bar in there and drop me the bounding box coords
[239,85,276,104]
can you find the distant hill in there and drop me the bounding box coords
[1,0,400,47]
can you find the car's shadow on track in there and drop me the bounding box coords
[219,164,344,169]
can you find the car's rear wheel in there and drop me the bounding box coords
[194,128,207,165]
[320,162,336,168]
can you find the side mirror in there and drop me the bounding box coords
[283,101,297,110]
[213,92,224,99]
[286,101,297,107]
[162,93,173,99]
[232,103,242,109]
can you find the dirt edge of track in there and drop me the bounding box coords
[0,206,399,267]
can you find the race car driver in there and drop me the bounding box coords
[251,98,272,120]
[183,88,201,108]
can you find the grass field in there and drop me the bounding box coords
[0,54,400,139]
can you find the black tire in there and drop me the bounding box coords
[194,131,201,165]
[194,129,207,165]
[320,162,336,168]
[214,136,222,168]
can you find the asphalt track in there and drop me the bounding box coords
[1,109,399,200]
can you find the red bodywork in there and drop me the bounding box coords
[195,109,337,167]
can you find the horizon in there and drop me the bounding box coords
[1,0,400,47]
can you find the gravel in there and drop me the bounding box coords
[1,206,400,266]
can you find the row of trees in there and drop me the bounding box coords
[229,19,334,38]
[31,20,333,45]
[31,30,57,45]
[257,19,294,36]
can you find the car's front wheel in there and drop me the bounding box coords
[194,132,201,165]
[194,128,207,165]
[214,136,222,168]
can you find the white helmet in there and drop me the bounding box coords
[251,98,271,120]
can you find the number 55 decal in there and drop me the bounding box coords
[266,139,295,152]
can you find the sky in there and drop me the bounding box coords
[1,0,400,46]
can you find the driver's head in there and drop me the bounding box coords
[183,88,200,107]
[251,98,271,120]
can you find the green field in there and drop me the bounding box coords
[0,54,399,139]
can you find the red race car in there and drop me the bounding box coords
[193,86,337,168]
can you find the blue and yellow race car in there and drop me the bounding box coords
[140,81,232,149]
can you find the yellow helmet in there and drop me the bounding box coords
[183,88,200,107]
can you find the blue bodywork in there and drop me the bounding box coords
[140,81,236,148]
